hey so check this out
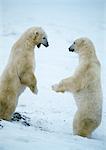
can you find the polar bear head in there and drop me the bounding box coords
[23,27,49,48]
[68,37,95,54]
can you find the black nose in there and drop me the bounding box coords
[69,48,74,52]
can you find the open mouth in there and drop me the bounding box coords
[37,42,49,48]
[37,43,41,48]
[69,48,74,52]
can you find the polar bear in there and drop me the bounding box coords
[0,27,49,121]
[52,37,102,137]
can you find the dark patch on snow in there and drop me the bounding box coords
[0,119,4,129]
[11,112,31,126]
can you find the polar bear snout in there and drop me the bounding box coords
[42,37,49,47]
[37,37,49,48]
[42,41,49,47]
[69,47,74,52]
[68,42,76,52]
[69,45,75,52]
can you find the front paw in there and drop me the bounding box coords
[52,84,59,92]
[34,87,38,95]
[52,84,64,93]
[30,85,38,95]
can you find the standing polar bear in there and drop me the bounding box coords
[0,27,49,121]
[52,37,102,137]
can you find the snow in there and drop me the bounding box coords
[0,0,106,149]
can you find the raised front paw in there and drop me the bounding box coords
[52,84,59,92]
[52,84,65,93]
[30,85,38,95]
[34,86,38,95]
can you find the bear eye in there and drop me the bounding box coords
[73,42,75,44]
[43,37,46,39]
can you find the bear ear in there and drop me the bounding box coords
[80,39,85,45]
[34,31,39,37]
[33,31,39,40]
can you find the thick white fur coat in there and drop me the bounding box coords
[52,38,102,137]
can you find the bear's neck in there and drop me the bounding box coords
[14,35,36,50]
[24,39,36,49]
[79,48,98,64]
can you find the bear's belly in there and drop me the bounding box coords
[73,86,102,112]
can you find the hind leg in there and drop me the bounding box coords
[73,111,80,135]
[73,111,98,137]
[0,100,16,121]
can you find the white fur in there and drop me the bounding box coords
[0,27,48,120]
[52,37,103,137]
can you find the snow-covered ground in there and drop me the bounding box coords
[0,0,106,149]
